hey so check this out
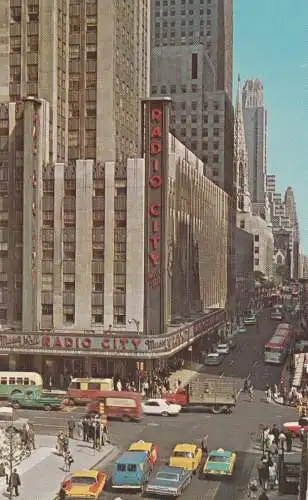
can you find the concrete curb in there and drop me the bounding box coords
[90,444,118,470]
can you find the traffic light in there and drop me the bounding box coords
[99,402,105,415]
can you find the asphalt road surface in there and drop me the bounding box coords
[13,310,299,500]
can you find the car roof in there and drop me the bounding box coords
[209,449,232,457]
[116,451,148,464]
[173,443,196,452]
[217,343,228,347]
[129,441,152,452]
[156,466,183,475]
[207,353,219,357]
[146,399,165,403]
[71,470,100,478]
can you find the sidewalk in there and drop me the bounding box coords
[0,435,117,500]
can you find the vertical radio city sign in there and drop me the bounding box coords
[142,98,171,335]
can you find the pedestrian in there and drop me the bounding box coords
[82,416,89,442]
[63,450,74,472]
[286,430,293,452]
[67,417,75,439]
[248,479,258,499]
[256,457,266,487]
[258,491,269,500]
[9,468,21,497]
[58,485,66,500]
[278,430,286,451]
[201,434,208,455]
[268,458,277,489]
[77,418,83,440]
[249,384,254,402]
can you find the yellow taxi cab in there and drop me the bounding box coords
[128,440,158,467]
[62,469,106,498]
[169,443,202,472]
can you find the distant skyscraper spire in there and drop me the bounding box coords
[234,75,251,213]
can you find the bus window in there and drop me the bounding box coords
[70,382,81,390]
[0,378,7,385]
[24,378,29,385]
[30,380,35,385]
[88,382,100,390]
[16,377,23,385]
[9,377,15,385]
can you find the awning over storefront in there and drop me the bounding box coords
[0,310,225,360]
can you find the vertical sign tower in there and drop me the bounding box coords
[142,98,171,336]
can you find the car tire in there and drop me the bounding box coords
[161,411,169,417]
[44,404,52,411]
[12,401,21,409]
[121,414,131,422]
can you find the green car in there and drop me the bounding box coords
[9,388,63,411]
[200,448,236,478]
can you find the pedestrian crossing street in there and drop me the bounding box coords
[249,441,302,454]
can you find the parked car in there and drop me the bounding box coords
[215,343,230,355]
[145,466,192,497]
[203,353,222,366]
[142,399,181,417]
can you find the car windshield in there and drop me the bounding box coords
[209,455,230,463]
[173,451,194,458]
[71,476,95,485]
[156,472,179,481]
[217,345,227,349]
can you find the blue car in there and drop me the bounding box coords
[112,451,150,490]
[145,466,192,497]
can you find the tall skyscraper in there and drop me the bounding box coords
[3,0,69,162]
[150,0,234,195]
[68,0,150,164]
[284,186,300,279]
[0,1,150,332]
[242,79,268,218]
[234,77,251,213]
[151,0,233,98]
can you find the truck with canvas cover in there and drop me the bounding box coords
[166,375,241,414]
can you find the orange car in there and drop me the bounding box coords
[128,440,158,467]
[62,470,106,498]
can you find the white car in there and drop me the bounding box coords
[215,343,230,355]
[142,399,181,416]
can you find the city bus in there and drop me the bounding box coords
[0,371,43,399]
[264,324,293,365]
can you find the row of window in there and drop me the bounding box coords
[155,8,212,17]
[156,0,212,5]
[155,29,211,39]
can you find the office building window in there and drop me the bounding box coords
[254,234,259,242]
[192,53,198,79]
[240,220,245,229]
[254,259,259,266]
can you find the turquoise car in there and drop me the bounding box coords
[112,451,150,490]
[200,448,236,478]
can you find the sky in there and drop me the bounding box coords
[233,0,308,253]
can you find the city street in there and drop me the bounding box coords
[11,310,299,499]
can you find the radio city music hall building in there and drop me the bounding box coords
[0,98,233,386]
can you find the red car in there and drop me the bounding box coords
[283,417,308,437]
